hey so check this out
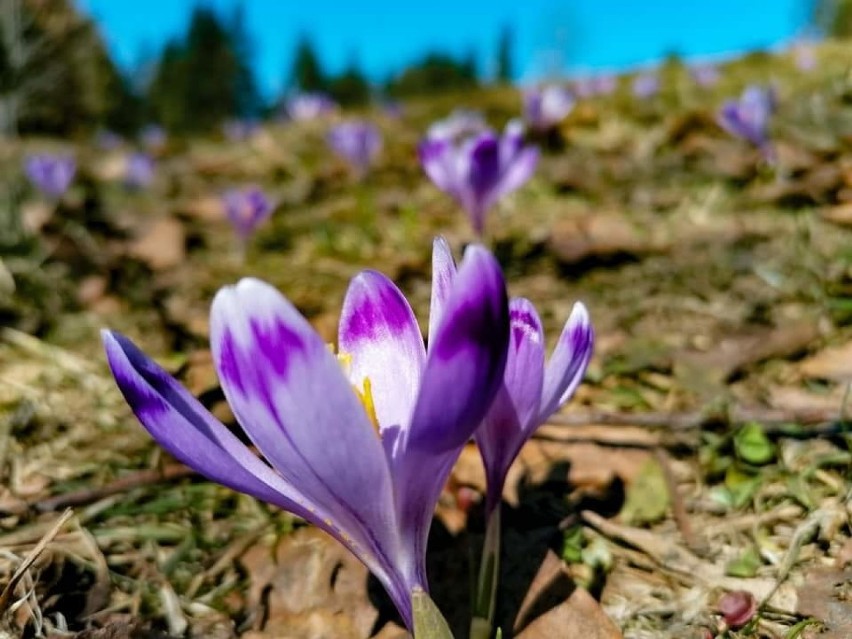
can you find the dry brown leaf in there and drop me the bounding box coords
[514,551,622,639]
[548,214,664,265]
[128,217,186,271]
[675,322,818,388]
[796,567,852,638]
[821,202,852,228]
[799,341,852,381]
[239,527,380,639]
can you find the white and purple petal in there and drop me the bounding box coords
[339,270,426,435]
[539,302,594,421]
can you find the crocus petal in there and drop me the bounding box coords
[407,245,509,454]
[209,279,404,577]
[476,298,546,504]
[419,139,458,194]
[539,302,594,420]
[427,237,457,346]
[102,330,316,517]
[339,270,426,434]
[495,146,539,201]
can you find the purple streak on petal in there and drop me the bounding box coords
[427,237,457,346]
[476,298,545,511]
[103,330,314,515]
[539,302,594,420]
[407,245,509,454]
[339,270,426,435]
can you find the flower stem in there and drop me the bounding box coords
[470,504,501,639]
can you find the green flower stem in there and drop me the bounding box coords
[470,504,501,639]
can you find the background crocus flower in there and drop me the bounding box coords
[223,118,259,142]
[124,152,155,190]
[523,85,574,131]
[95,129,123,150]
[691,64,720,88]
[102,238,509,630]
[327,120,382,178]
[793,42,817,71]
[632,72,660,99]
[419,121,539,236]
[285,92,337,121]
[717,85,776,159]
[140,124,167,152]
[471,293,593,637]
[222,186,273,242]
[426,108,488,141]
[24,154,76,199]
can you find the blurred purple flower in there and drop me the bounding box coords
[286,93,337,121]
[328,120,382,178]
[101,237,509,629]
[95,129,123,150]
[476,297,593,514]
[223,118,260,142]
[222,186,273,242]
[24,154,76,199]
[793,42,817,71]
[125,152,155,190]
[523,85,574,131]
[691,65,720,88]
[593,75,617,95]
[717,86,776,157]
[632,72,660,99]
[426,108,488,141]
[419,121,539,236]
[140,125,167,151]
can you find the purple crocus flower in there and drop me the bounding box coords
[476,298,593,514]
[140,124,167,151]
[691,64,719,88]
[426,109,488,141]
[793,42,817,71]
[717,86,776,159]
[125,152,155,190]
[286,92,337,122]
[101,238,510,629]
[327,120,382,178]
[523,85,574,131]
[223,119,260,142]
[24,154,76,199]
[632,72,660,99]
[222,186,273,242]
[419,121,539,236]
[471,287,593,636]
[95,129,123,150]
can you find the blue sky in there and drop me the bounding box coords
[77,0,813,97]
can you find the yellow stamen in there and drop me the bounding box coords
[356,377,380,433]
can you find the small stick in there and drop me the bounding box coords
[34,464,196,513]
[548,406,848,432]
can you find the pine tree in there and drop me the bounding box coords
[496,26,512,82]
[289,35,326,92]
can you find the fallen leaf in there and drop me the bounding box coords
[239,527,380,639]
[129,217,186,271]
[799,341,852,381]
[796,567,852,638]
[513,551,622,639]
[547,214,665,266]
